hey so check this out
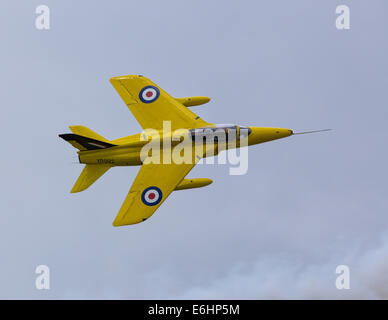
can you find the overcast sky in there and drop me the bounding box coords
[0,0,387,299]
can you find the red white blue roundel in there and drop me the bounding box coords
[141,186,163,206]
[139,86,160,103]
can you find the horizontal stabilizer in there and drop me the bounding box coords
[71,165,111,193]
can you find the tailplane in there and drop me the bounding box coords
[59,126,116,192]
[71,165,111,193]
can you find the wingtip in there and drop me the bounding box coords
[112,215,147,227]
[70,186,84,193]
[109,75,144,82]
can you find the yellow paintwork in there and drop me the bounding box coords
[174,178,213,190]
[109,75,209,130]
[113,153,201,226]
[247,127,293,145]
[60,75,293,227]
[69,125,109,142]
[71,165,111,193]
[175,96,210,107]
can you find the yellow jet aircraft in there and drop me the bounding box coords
[59,75,327,227]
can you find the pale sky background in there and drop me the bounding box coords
[0,0,387,299]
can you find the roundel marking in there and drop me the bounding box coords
[141,186,163,206]
[139,86,160,103]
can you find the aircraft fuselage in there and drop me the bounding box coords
[78,125,293,166]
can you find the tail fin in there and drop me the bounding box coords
[68,125,110,142]
[71,165,111,193]
[59,126,116,151]
[59,133,117,151]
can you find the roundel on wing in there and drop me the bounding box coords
[139,86,160,103]
[141,186,163,206]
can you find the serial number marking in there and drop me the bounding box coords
[97,159,114,164]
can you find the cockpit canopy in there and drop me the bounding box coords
[189,124,251,142]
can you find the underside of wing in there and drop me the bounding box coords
[109,75,209,131]
[112,155,201,226]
